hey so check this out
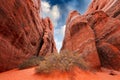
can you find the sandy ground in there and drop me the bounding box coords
[0,67,120,80]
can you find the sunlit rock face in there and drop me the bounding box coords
[61,0,120,71]
[61,11,101,69]
[0,0,57,72]
[86,0,120,20]
[86,11,120,70]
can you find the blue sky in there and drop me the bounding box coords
[41,0,91,51]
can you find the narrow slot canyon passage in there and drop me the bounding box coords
[1,0,120,79]
[41,0,92,52]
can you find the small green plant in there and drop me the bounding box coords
[18,56,44,70]
[35,51,89,73]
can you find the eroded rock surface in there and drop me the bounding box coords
[86,0,120,20]
[61,0,120,71]
[0,0,57,72]
[61,11,101,69]
[86,11,120,70]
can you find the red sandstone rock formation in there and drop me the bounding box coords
[86,0,120,20]
[0,0,57,72]
[61,0,120,71]
[39,17,57,56]
[61,11,101,69]
[86,11,120,71]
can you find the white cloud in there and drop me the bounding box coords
[41,1,60,27]
[55,25,66,36]
[41,1,50,13]
[55,39,62,52]
[61,25,66,36]
[54,25,66,52]
[51,5,60,21]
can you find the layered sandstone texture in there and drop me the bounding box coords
[0,0,57,72]
[86,0,120,19]
[61,0,120,71]
[87,11,120,70]
[61,11,100,69]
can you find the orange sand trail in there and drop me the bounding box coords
[0,67,120,80]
